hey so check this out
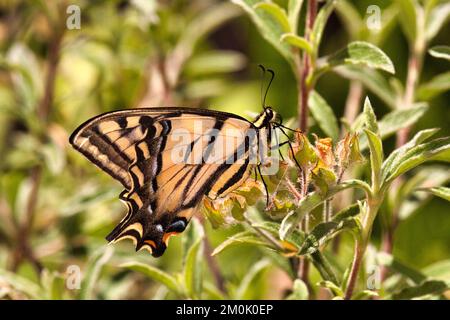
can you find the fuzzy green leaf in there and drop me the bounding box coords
[428,46,450,61]
[280,33,313,54]
[79,246,114,300]
[254,2,291,33]
[234,259,271,299]
[287,279,309,300]
[311,0,337,56]
[384,137,450,185]
[317,280,344,297]
[423,260,450,282]
[327,41,395,74]
[363,97,379,134]
[212,231,269,256]
[280,180,370,240]
[299,218,360,255]
[426,3,450,40]
[360,104,429,150]
[288,0,304,32]
[0,268,43,299]
[382,129,440,181]
[392,280,448,300]
[336,66,396,109]
[364,129,384,189]
[120,262,181,295]
[232,0,294,64]
[184,232,204,299]
[376,252,427,284]
[397,0,417,45]
[417,186,450,202]
[308,90,339,141]
[417,71,450,100]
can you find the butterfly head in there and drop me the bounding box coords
[254,106,281,128]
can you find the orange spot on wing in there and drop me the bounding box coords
[144,240,156,248]
[163,232,178,246]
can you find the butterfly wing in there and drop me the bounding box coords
[70,108,257,256]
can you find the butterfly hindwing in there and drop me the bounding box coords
[70,108,259,256]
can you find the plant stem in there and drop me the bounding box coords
[344,197,381,299]
[298,0,317,132]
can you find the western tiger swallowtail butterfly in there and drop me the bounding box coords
[69,68,294,257]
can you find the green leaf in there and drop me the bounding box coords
[121,262,181,295]
[317,280,344,297]
[254,2,291,33]
[0,268,43,299]
[311,0,337,57]
[351,290,379,300]
[280,180,371,240]
[299,218,361,255]
[212,231,269,256]
[288,0,304,32]
[417,186,450,202]
[311,251,339,285]
[308,90,339,141]
[423,260,450,282]
[397,0,417,45]
[280,33,312,54]
[396,166,450,220]
[382,128,440,181]
[184,223,205,299]
[252,221,305,251]
[327,41,395,74]
[336,66,396,109]
[41,270,65,300]
[182,217,204,260]
[364,129,384,189]
[360,104,429,150]
[428,46,450,61]
[378,104,428,139]
[232,0,293,64]
[184,50,246,76]
[376,252,427,284]
[287,279,309,300]
[332,203,360,222]
[383,137,450,185]
[392,280,448,300]
[417,71,450,100]
[234,259,271,299]
[79,246,114,300]
[363,97,379,134]
[426,3,450,40]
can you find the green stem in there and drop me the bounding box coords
[344,196,381,299]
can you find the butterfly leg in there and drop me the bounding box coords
[257,164,270,208]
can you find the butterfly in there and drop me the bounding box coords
[69,68,294,257]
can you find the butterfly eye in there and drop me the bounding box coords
[166,219,187,233]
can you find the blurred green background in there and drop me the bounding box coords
[0,0,448,299]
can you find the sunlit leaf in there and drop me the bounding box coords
[327,41,395,74]
[79,246,114,299]
[120,262,181,295]
[429,46,450,61]
[391,280,448,300]
[254,2,291,33]
[287,279,309,300]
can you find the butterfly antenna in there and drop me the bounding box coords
[263,69,275,107]
[258,64,266,109]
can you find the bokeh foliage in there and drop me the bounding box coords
[0,0,449,300]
